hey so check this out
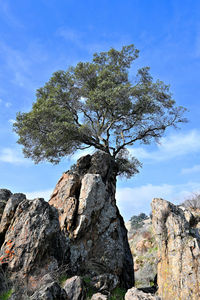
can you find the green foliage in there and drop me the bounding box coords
[130,213,148,229]
[148,246,158,254]
[14,44,187,178]
[83,276,96,300]
[58,274,70,287]
[110,287,126,300]
[0,289,13,300]
[83,276,92,284]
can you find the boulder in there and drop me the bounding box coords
[63,276,85,300]
[0,197,68,293]
[30,281,68,300]
[151,198,200,300]
[91,293,108,300]
[125,287,160,300]
[49,151,134,289]
[90,273,119,292]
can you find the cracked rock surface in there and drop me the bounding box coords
[151,198,200,300]
[49,151,134,289]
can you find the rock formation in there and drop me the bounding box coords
[0,151,134,298]
[0,196,68,295]
[49,151,134,289]
[125,287,161,300]
[126,217,157,289]
[151,198,200,300]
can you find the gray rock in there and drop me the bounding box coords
[91,293,108,300]
[49,151,134,289]
[0,193,26,238]
[91,273,119,292]
[63,276,85,300]
[30,281,68,300]
[0,189,12,222]
[0,198,68,292]
[125,287,160,300]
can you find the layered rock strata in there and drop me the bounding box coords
[151,198,200,300]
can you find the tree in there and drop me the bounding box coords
[14,45,187,177]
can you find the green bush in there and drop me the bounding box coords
[110,287,126,300]
[58,274,70,287]
[130,213,148,229]
[0,289,13,300]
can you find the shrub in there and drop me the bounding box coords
[0,289,13,300]
[130,213,148,229]
[182,193,200,209]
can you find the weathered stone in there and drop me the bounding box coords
[49,172,80,232]
[30,281,68,300]
[126,218,157,288]
[0,198,68,292]
[63,276,85,300]
[0,193,26,245]
[151,198,200,300]
[73,174,106,238]
[49,151,134,289]
[91,293,108,300]
[0,189,12,222]
[125,287,160,300]
[91,273,119,292]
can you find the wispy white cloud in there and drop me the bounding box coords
[70,147,95,162]
[181,164,200,175]
[57,27,131,55]
[0,40,49,90]
[0,98,12,108]
[0,148,31,165]
[116,181,200,221]
[5,102,11,108]
[57,28,82,45]
[0,0,23,28]
[25,189,53,201]
[129,130,200,162]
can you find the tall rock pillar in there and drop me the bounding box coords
[49,151,134,289]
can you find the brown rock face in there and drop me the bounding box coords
[151,198,200,300]
[49,151,134,289]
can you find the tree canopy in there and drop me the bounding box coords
[14,44,187,177]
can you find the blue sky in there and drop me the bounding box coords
[0,0,200,221]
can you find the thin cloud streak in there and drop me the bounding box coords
[116,181,200,221]
[181,164,200,175]
[129,130,200,162]
[0,148,31,165]
[25,189,53,201]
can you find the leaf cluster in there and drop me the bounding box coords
[13,44,187,177]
